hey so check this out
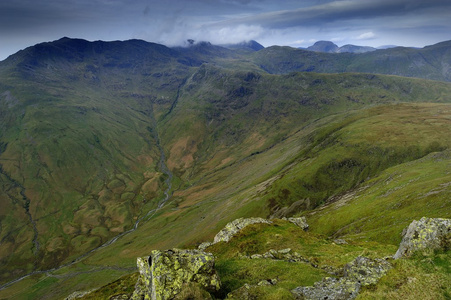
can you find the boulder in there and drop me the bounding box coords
[282,217,309,231]
[292,277,360,300]
[343,256,391,286]
[131,249,221,300]
[291,256,391,300]
[394,217,451,259]
[213,217,272,244]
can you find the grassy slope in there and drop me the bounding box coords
[2,99,450,298]
[75,103,451,300]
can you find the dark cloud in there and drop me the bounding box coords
[214,0,451,29]
[0,0,450,60]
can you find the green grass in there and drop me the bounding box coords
[358,251,451,299]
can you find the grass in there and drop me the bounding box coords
[358,251,451,299]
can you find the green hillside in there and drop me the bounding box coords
[0,38,450,299]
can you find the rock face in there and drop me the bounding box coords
[394,217,451,259]
[131,249,221,300]
[291,256,391,300]
[213,217,272,244]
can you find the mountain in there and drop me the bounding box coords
[0,37,450,299]
[306,40,377,53]
[221,40,265,52]
[307,41,339,53]
[253,40,451,81]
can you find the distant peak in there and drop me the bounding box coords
[307,41,339,53]
[220,40,264,51]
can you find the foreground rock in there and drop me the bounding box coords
[282,216,309,231]
[394,217,451,259]
[131,249,221,300]
[212,217,272,244]
[291,256,391,300]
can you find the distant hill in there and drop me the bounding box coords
[306,40,376,53]
[253,40,451,81]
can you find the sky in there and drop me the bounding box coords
[0,0,450,61]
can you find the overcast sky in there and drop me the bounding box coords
[1,0,450,61]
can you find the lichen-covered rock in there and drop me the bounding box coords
[282,217,309,231]
[292,277,360,300]
[394,217,451,259]
[291,256,391,300]
[213,217,272,243]
[131,249,221,300]
[343,256,391,286]
[198,242,212,251]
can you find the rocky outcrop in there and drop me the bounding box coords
[394,217,451,259]
[226,279,278,299]
[199,217,308,251]
[131,249,221,300]
[292,277,360,300]
[291,256,391,300]
[212,217,272,244]
[282,217,309,231]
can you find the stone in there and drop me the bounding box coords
[282,217,309,231]
[131,249,221,300]
[198,242,212,251]
[278,248,292,254]
[343,256,391,286]
[394,217,451,259]
[257,279,277,286]
[334,239,348,245]
[292,277,360,300]
[291,256,391,300]
[213,217,272,244]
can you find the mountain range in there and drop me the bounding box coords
[0,37,450,299]
[305,41,378,53]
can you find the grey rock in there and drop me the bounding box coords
[394,217,451,259]
[278,248,292,254]
[343,256,392,286]
[333,239,348,245]
[282,217,309,231]
[292,277,360,300]
[213,217,272,244]
[198,242,212,251]
[292,256,391,300]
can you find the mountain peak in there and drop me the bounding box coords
[220,40,265,51]
[307,41,339,53]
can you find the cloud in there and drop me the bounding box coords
[212,0,451,29]
[356,32,375,40]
